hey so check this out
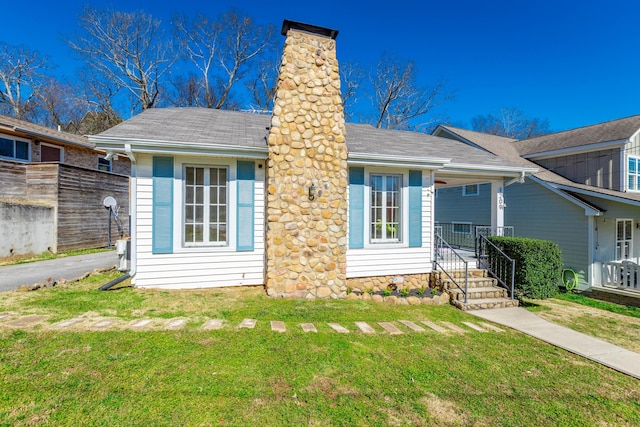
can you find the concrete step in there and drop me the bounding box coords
[448,286,509,301]
[442,276,498,289]
[440,268,489,279]
[451,297,519,311]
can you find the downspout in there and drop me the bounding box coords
[125,144,137,281]
[504,171,526,187]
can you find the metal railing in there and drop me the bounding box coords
[477,235,515,299]
[434,232,468,304]
[434,223,514,250]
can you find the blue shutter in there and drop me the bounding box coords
[349,167,365,249]
[408,170,422,248]
[236,161,255,251]
[152,157,174,254]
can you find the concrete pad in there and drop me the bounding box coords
[469,307,640,380]
[462,322,487,332]
[327,323,349,333]
[201,319,224,330]
[478,322,504,332]
[300,323,317,333]
[420,321,448,333]
[53,318,85,328]
[378,322,403,335]
[3,315,48,327]
[355,322,376,334]
[164,318,187,330]
[130,319,153,329]
[440,322,466,333]
[271,321,286,333]
[398,320,426,332]
[238,318,257,329]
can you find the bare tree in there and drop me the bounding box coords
[245,55,279,112]
[369,53,452,131]
[67,7,176,112]
[0,42,48,120]
[30,76,88,129]
[471,107,551,139]
[339,61,365,121]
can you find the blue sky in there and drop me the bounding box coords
[2,0,638,131]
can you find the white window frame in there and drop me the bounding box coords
[40,142,64,163]
[182,164,229,248]
[0,134,31,162]
[452,221,472,234]
[627,156,640,192]
[98,156,112,172]
[364,170,407,246]
[616,219,633,260]
[462,184,479,196]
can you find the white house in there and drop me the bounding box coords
[91,20,533,300]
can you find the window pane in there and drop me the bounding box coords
[629,176,635,191]
[219,188,227,204]
[185,206,194,222]
[625,221,632,239]
[210,168,219,185]
[210,187,218,204]
[630,158,637,174]
[195,206,203,222]
[195,187,203,204]
[210,206,218,223]
[618,221,624,240]
[194,225,203,242]
[209,225,219,242]
[185,225,194,242]
[0,138,13,157]
[196,168,204,185]
[15,141,29,160]
[220,206,227,222]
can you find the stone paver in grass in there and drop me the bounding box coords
[271,321,286,333]
[92,319,115,329]
[300,323,317,333]
[440,321,466,333]
[130,319,153,329]
[463,322,487,332]
[53,318,85,328]
[164,318,187,330]
[355,322,376,334]
[327,323,349,333]
[420,321,449,333]
[398,320,426,332]
[378,322,403,335]
[201,319,224,330]
[3,315,48,328]
[238,318,257,329]
[0,313,12,320]
[478,322,505,332]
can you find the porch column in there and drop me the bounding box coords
[490,181,505,235]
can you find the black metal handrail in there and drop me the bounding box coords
[434,232,468,304]
[477,235,515,299]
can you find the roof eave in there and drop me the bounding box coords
[522,138,628,160]
[347,152,450,169]
[529,176,603,215]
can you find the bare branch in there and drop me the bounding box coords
[0,42,48,119]
[471,107,551,139]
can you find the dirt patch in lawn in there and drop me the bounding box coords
[530,298,640,353]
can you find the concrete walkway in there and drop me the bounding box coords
[0,251,118,292]
[468,307,640,380]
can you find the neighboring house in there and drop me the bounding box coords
[433,118,640,304]
[91,20,532,300]
[0,114,131,256]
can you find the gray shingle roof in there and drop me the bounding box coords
[514,114,640,156]
[0,114,92,148]
[438,125,640,204]
[97,108,524,169]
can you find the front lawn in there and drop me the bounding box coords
[1,274,639,426]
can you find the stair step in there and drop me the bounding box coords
[442,277,498,289]
[451,297,519,311]
[448,286,509,300]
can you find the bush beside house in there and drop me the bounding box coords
[489,236,562,300]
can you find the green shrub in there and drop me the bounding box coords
[488,236,562,300]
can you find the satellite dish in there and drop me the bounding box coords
[103,196,117,209]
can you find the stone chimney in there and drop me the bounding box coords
[265,20,348,299]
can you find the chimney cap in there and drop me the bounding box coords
[281,20,339,40]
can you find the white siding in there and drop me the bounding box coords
[133,154,265,289]
[347,170,433,278]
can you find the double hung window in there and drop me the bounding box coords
[184,166,228,246]
[616,219,632,260]
[628,157,640,191]
[370,174,401,243]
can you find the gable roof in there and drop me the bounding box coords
[514,114,640,157]
[94,108,528,173]
[434,124,640,206]
[0,114,93,149]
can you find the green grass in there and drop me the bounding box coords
[555,291,640,318]
[0,247,113,266]
[1,275,640,426]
